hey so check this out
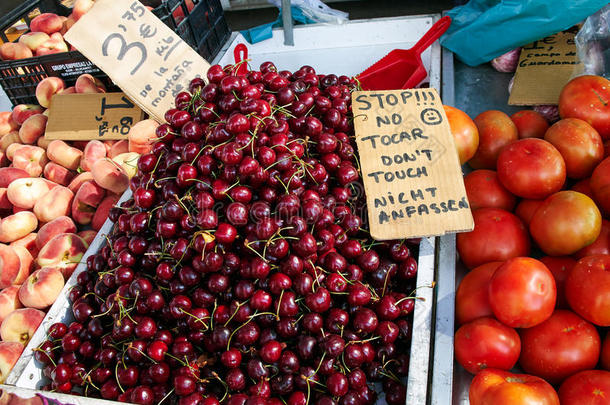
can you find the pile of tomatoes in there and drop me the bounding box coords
[447,74,610,405]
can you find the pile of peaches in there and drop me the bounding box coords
[0,73,158,382]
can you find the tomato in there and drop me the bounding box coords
[469,110,518,169]
[514,199,543,226]
[602,332,610,371]
[539,256,576,309]
[488,257,556,328]
[511,110,549,139]
[559,75,610,140]
[456,261,503,325]
[544,118,604,179]
[571,177,595,199]
[565,254,610,326]
[575,219,610,259]
[519,310,600,384]
[558,370,610,405]
[590,156,610,215]
[529,191,602,256]
[496,138,566,199]
[444,105,479,164]
[464,170,516,211]
[470,369,559,405]
[456,208,530,269]
[455,317,520,374]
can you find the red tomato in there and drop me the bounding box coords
[571,177,595,199]
[444,105,479,164]
[514,199,544,226]
[529,191,602,256]
[602,332,610,371]
[544,118,604,179]
[539,256,576,309]
[464,170,516,211]
[470,369,559,405]
[575,219,610,259]
[496,138,566,199]
[590,156,610,215]
[456,208,530,269]
[565,254,610,326]
[489,257,556,328]
[558,370,610,405]
[511,110,549,139]
[456,261,503,325]
[455,317,521,374]
[469,110,518,169]
[559,75,610,139]
[519,310,600,384]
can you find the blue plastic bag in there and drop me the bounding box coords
[240,7,316,44]
[441,0,608,66]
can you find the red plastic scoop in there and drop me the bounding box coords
[357,16,451,91]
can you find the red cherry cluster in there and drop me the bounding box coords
[35,61,419,405]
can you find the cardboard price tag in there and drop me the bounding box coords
[45,93,145,140]
[509,31,581,106]
[352,89,473,240]
[64,0,211,122]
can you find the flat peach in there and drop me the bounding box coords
[71,180,105,225]
[128,119,159,154]
[11,104,43,126]
[0,212,37,243]
[109,139,129,158]
[80,140,106,171]
[6,177,51,209]
[36,216,76,250]
[18,113,46,144]
[77,229,97,245]
[75,74,105,94]
[0,308,45,345]
[92,194,119,230]
[0,168,29,188]
[72,0,95,21]
[12,145,48,177]
[0,245,20,289]
[30,13,64,35]
[18,32,49,51]
[0,287,22,325]
[0,43,32,61]
[35,77,65,108]
[0,189,9,210]
[11,246,32,285]
[43,162,75,186]
[33,185,74,223]
[9,233,38,257]
[113,152,139,178]
[0,341,24,383]
[67,171,93,193]
[35,36,68,56]
[36,233,88,279]
[46,140,82,170]
[58,86,76,95]
[91,158,129,194]
[5,142,22,161]
[0,132,19,152]
[18,267,64,309]
[36,136,51,150]
[0,112,19,137]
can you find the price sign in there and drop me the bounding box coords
[64,0,211,122]
[352,88,473,240]
[509,31,581,105]
[45,93,145,140]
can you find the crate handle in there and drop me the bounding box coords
[233,43,248,76]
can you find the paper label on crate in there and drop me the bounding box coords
[45,93,145,140]
[509,31,581,106]
[64,0,211,122]
[352,89,473,240]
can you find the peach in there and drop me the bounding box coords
[30,13,64,35]
[92,194,119,231]
[11,104,44,126]
[11,246,32,285]
[5,143,22,161]
[0,189,9,210]
[0,287,22,325]
[0,43,32,61]
[0,112,19,137]
[0,245,20,289]
[18,32,50,51]
[75,74,106,94]
[112,152,139,178]
[12,145,48,177]
[0,168,28,188]
[81,140,106,171]
[77,230,97,245]
[58,86,76,95]
[9,233,38,258]
[37,136,51,150]
[33,185,74,223]
[36,216,76,250]
[0,212,37,244]
[0,308,45,345]
[35,77,65,108]
[36,233,88,278]
[0,342,24,383]
[67,171,93,193]
[18,267,64,309]
[128,119,159,154]
[71,180,105,225]
[0,132,19,152]
[6,177,51,209]
[43,162,75,186]
[108,139,129,158]
[72,0,96,21]
[92,158,129,194]
[18,114,47,144]
[46,140,82,170]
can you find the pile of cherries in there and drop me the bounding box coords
[35,62,418,405]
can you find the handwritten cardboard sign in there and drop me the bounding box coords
[352,89,473,240]
[64,0,211,122]
[45,93,145,140]
[509,31,581,106]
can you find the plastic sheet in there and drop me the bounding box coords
[575,4,610,78]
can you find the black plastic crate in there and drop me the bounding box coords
[0,0,230,106]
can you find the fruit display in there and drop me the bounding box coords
[452,74,610,404]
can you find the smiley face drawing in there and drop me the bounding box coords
[420,108,443,125]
